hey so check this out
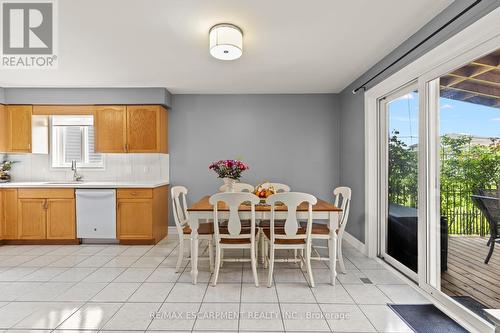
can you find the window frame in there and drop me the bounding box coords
[50,116,105,170]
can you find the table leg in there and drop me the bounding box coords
[190,213,200,285]
[329,212,339,285]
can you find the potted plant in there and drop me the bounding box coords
[209,159,249,192]
[0,158,17,183]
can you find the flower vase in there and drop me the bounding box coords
[223,178,236,192]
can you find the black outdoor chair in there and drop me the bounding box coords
[471,189,500,264]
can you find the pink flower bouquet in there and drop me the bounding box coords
[209,159,249,180]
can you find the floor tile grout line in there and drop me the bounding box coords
[40,244,159,331]
[341,284,378,332]
[144,242,185,332]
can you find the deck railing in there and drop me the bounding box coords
[389,185,492,236]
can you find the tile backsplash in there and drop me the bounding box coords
[1,153,169,183]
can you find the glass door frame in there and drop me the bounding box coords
[365,10,500,332]
[378,81,420,282]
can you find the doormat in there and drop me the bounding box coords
[389,304,469,333]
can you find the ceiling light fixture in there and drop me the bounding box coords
[209,23,243,61]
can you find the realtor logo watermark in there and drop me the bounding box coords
[1,0,57,68]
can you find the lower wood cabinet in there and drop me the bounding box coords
[18,199,46,239]
[16,189,76,241]
[0,189,18,240]
[117,198,153,240]
[47,199,76,239]
[2,186,166,245]
[117,186,168,244]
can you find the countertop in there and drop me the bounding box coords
[0,181,169,189]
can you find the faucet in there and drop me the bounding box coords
[71,160,83,182]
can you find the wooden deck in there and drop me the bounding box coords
[442,236,500,309]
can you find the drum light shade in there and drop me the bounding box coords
[209,24,243,60]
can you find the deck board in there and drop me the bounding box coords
[442,236,500,309]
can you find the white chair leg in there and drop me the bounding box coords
[220,248,224,268]
[251,242,259,287]
[212,245,221,287]
[337,237,346,274]
[260,230,265,264]
[299,249,304,269]
[176,238,184,273]
[329,236,337,285]
[294,249,298,265]
[267,245,275,287]
[264,238,269,269]
[208,238,214,273]
[305,245,315,288]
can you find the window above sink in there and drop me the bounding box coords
[51,115,104,169]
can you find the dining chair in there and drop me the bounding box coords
[259,182,291,261]
[171,186,214,273]
[219,182,255,193]
[261,182,291,193]
[209,192,261,286]
[302,187,351,274]
[263,192,318,287]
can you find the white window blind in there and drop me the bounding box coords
[51,115,104,169]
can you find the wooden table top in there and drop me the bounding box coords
[188,195,342,212]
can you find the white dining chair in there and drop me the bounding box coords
[171,186,214,273]
[219,182,255,193]
[302,187,351,274]
[263,192,318,287]
[209,192,260,287]
[261,182,291,193]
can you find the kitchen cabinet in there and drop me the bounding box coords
[127,105,167,153]
[2,186,166,245]
[117,198,153,240]
[18,199,46,239]
[47,199,76,239]
[94,105,167,154]
[0,105,7,152]
[0,189,18,239]
[6,105,32,153]
[116,186,168,244]
[17,189,76,241]
[94,105,127,153]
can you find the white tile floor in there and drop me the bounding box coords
[0,236,431,332]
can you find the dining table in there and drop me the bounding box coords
[187,195,343,284]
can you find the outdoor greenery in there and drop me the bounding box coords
[389,132,500,235]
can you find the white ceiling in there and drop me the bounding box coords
[0,0,453,94]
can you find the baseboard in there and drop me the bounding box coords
[343,231,368,255]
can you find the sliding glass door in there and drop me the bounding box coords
[379,84,420,281]
[428,48,500,320]
[371,28,499,331]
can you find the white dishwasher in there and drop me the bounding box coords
[76,189,117,241]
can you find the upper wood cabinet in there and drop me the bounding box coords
[0,105,32,153]
[94,106,127,153]
[0,105,7,152]
[94,105,167,154]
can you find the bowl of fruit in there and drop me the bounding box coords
[253,184,275,204]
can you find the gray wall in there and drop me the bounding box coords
[339,0,500,243]
[169,94,340,224]
[2,87,172,107]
